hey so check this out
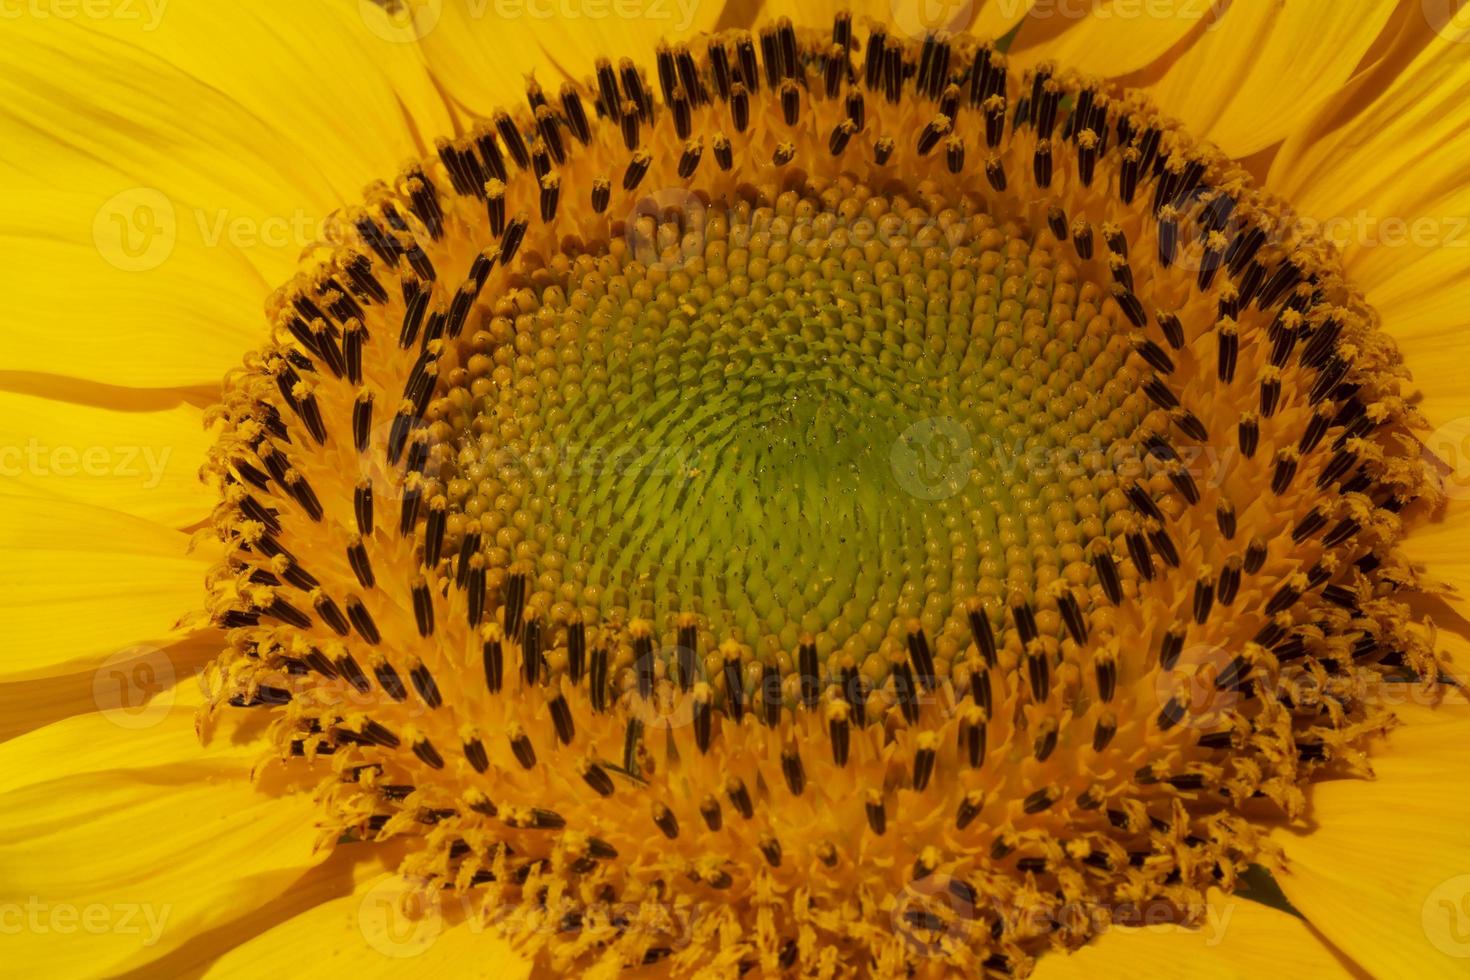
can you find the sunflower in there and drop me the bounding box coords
[4,0,1470,976]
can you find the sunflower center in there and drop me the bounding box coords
[202,13,1435,977]
[430,189,1139,672]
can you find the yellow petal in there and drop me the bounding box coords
[1269,700,1470,978]
[970,0,1044,38]
[141,838,409,977]
[0,684,328,978]
[1402,503,1470,614]
[1035,888,1354,978]
[1393,357,1470,681]
[0,2,457,388]
[0,495,212,681]
[1,3,454,213]
[0,186,268,390]
[1007,0,1214,77]
[411,0,728,122]
[0,392,212,528]
[1397,330,1470,433]
[1429,625,1470,693]
[0,633,219,745]
[1139,0,1399,158]
[1267,24,1470,343]
[202,871,532,980]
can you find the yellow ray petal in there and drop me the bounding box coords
[1269,700,1470,979]
[1,2,455,212]
[1034,888,1354,978]
[1007,0,1214,77]
[410,0,729,121]
[0,392,212,528]
[137,841,405,978]
[0,675,212,798]
[0,2,457,388]
[1139,0,1399,158]
[1400,503,1470,687]
[1430,626,1470,693]
[201,869,533,980]
[0,495,212,682]
[1266,24,1470,344]
[0,186,268,390]
[0,634,220,745]
[0,684,329,978]
[1402,506,1470,608]
[1395,329,1470,434]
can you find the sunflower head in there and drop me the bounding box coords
[9,3,1469,979]
[190,13,1455,975]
